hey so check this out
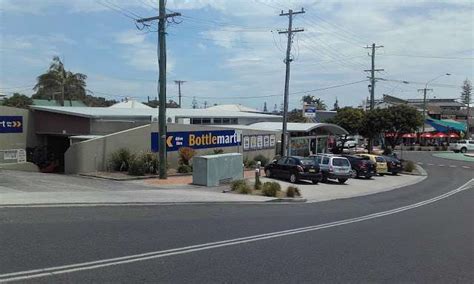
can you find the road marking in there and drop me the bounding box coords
[438,164,445,167]
[1,179,473,283]
[449,165,457,168]
[462,166,471,169]
[427,163,434,166]
[417,162,423,165]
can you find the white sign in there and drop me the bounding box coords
[243,136,250,150]
[17,149,26,163]
[263,135,270,147]
[257,136,263,149]
[250,136,257,149]
[3,150,17,160]
[270,135,276,147]
[303,105,317,117]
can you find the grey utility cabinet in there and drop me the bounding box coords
[192,153,243,186]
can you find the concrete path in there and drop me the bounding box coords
[255,174,426,203]
[432,152,474,162]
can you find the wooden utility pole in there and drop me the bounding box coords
[279,8,304,156]
[137,1,180,179]
[364,43,383,153]
[174,80,186,108]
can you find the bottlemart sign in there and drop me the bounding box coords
[151,130,241,152]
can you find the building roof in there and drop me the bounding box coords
[30,106,282,119]
[110,100,152,109]
[242,122,349,135]
[206,104,261,113]
[33,99,87,107]
[426,118,467,132]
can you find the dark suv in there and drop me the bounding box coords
[342,154,376,179]
[264,156,322,184]
[383,155,403,175]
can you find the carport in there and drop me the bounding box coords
[242,122,349,156]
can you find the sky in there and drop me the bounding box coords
[0,0,473,110]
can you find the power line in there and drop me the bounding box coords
[379,54,474,60]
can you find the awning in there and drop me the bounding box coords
[426,118,467,132]
[448,132,460,138]
[402,133,417,138]
[433,132,447,138]
[420,132,434,138]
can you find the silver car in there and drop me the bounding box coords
[312,154,352,184]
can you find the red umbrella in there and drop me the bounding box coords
[385,132,396,137]
[420,132,434,138]
[402,133,416,138]
[448,132,460,138]
[433,132,448,138]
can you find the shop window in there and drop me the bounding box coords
[223,118,231,124]
[231,118,238,124]
[191,118,202,124]
[213,118,222,124]
[202,118,211,124]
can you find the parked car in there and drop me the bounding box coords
[264,156,322,184]
[383,155,403,175]
[311,154,352,184]
[356,154,388,176]
[341,154,376,179]
[451,140,474,153]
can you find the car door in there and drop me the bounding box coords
[284,157,297,179]
[274,157,287,176]
[468,141,474,151]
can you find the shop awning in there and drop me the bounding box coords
[426,118,467,132]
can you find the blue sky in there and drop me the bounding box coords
[0,0,473,110]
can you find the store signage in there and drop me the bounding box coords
[243,134,276,151]
[151,130,241,152]
[303,105,317,117]
[0,116,23,133]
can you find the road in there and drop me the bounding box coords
[0,152,473,283]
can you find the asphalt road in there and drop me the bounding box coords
[1,152,473,283]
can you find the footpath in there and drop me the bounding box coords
[0,168,426,207]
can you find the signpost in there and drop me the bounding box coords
[303,105,317,118]
[0,116,23,133]
[152,130,241,152]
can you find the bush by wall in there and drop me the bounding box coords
[286,186,301,198]
[178,147,196,166]
[244,158,257,168]
[253,154,269,167]
[128,156,146,176]
[230,179,251,194]
[177,164,192,174]
[403,160,416,172]
[262,181,281,197]
[109,148,134,172]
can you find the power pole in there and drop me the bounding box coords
[364,43,383,153]
[418,88,433,134]
[137,1,181,179]
[174,80,186,108]
[279,8,305,156]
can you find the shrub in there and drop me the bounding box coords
[178,147,196,166]
[140,152,159,174]
[254,177,262,190]
[286,186,301,198]
[403,160,416,172]
[177,164,193,173]
[383,147,392,155]
[109,148,134,172]
[244,158,257,168]
[253,154,269,167]
[262,181,281,197]
[230,179,251,194]
[213,149,224,155]
[128,156,146,176]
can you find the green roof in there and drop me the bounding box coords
[32,99,87,107]
[426,118,467,132]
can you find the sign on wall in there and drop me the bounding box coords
[0,116,23,133]
[303,105,317,117]
[151,130,241,152]
[243,134,276,152]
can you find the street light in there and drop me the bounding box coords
[421,73,451,133]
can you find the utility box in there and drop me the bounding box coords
[192,153,243,186]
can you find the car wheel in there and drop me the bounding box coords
[312,179,319,185]
[379,173,385,176]
[351,171,358,179]
[338,178,347,184]
[321,175,328,183]
[461,147,467,153]
[290,173,298,183]
[453,150,459,153]
[365,174,372,179]
[265,169,272,178]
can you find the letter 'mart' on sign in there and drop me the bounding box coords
[151,130,241,152]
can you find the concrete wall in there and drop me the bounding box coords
[90,118,151,135]
[0,106,37,164]
[64,123,279,174]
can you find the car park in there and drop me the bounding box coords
[264,156,322,184]
[383,155,403,175]
[356,154,388,176]
[342,154,376,179]
[311,154,352,184]
[451,140,474,153]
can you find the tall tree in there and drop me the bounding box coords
[332,97,340,111]
[288,108,306,122]
[359,108,392,152]
[384,105,423,149]
[33,56,87,106]
[1,93,33,109]
[301,95,327,110]
[460,78,472,136]
[263,102,268,112]
[327,107,365,153]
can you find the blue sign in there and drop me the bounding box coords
[0,116,23,133]
[151,130,241,152]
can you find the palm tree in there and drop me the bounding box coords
[33,56,87,106]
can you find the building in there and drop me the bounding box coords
[1,101,349,174]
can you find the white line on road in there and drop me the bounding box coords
[427,163,435,166]
[438,164,445,167]
[449,165,457,168]
[417,162,423,165]
[1,179,473,283]
[462,166,471,169]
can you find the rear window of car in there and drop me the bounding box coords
[322,157,330,164]
[458,140,466,144]
[332,158,349,166]
[300,158,316,166]
[375,157,385,163]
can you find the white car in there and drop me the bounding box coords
[451,140,474,153]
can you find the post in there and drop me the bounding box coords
[279,8,304,156]
[422,88,427,134]
[174,80,185,108]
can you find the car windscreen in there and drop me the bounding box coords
[458,140,466,143]
[332,158,349,166]
[300,158,316,166]
[375,157,385,163]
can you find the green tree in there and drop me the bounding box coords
[33,56,87,106]
[384,105,423,149]
[329,107,365,135]
[460,78,472,105]
[1,93,33,109]
[301,95,327,110]
[288,108,306,122]
[359,108,392,152]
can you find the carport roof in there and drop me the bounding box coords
[244,122,349,135]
